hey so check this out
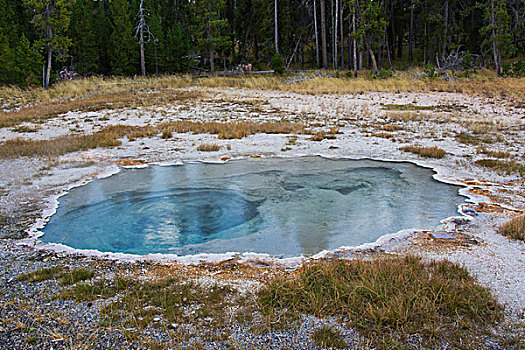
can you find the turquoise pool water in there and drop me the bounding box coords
[41,157,464,257]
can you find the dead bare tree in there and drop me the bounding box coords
[133,0,154,77]
[275,0,279,53]
[314,0,320,67]
[321,0,328,68]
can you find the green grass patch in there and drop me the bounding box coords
[400,145,446,158]
[475,159,525,175]
[312,326,347,348]
[17,266,63,282]
[258,256,502,348]
[19,266,95,286]
[59,275,251,331]
[456,132,496,145]
[59,277,129,301]
[498,215,525,241]
[59,268,95,286]
[100,278,236,329]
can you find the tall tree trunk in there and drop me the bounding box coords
[442,0,449,59]
[45,48,52,90]
[352,9,357,77]
[44,1,51,90]
[254,34,260,61]
[390,0,395,62]
[139,0,146,76]
[334,0,338,70]
[139,27,145,76]
[321,0,328,68]
[340,0,344,69]
[397,33,402,59]
[385,28,393,69]
[207,17,214,74]
[423,19,427,63]
[274,0,279,53]
[154,41,158,75]
[365,40,378,74]
[314,0,320,67]
[409,0,414,64]
[490,0,501,76]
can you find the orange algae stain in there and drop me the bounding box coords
[115,158,147,167]
[473,202,523,214]
[468,188,492,197]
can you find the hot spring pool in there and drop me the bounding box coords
[41,157,465,257]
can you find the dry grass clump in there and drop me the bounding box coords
[372,132,395,139]
[468,121,498,134]
[159,120,306,140]
[386,111,427,122]
[311,326,347,348]
[383,103,435,111]
[479,148,511,158]
[0,91,133,127]
[12,125,40,133]
[380,124,404,132]
[258,255,502,348]
[200,71,525,102]
[0,89,204,127]
[498,215,525,241]
[475,158,525,175]
[0,75,194,104]
[0,121,304,159]
[311,131,326,141]
[1,71,524,108]
[0,132,122,158]
[400,145,446,158]
[197,144,221,152]
[456,132,494,145]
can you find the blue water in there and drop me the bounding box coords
[41,157,465,257]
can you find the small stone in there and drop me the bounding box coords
[153,317,161,322]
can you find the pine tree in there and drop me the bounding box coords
[23,0,75,89]
[0,32,13,85]
[346,0,386,74]
[109,0,139,76]
[481,0,514,76]
[69,0,100,75]
[193,0,231,74]
[11,35,43,87]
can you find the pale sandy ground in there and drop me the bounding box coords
[1,86,524,321]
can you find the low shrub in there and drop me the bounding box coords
[271,53,285,75]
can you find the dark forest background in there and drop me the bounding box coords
[0,0,524,88]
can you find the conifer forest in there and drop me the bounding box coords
[0,0,524,88]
